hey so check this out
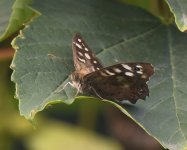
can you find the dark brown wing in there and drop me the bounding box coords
[72,33,103,78]
[83,63,154,104]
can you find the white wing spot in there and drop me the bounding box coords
[78,57,86,63]
[137,71,143,74]
[105,70,115,75]
[92,67,96,71]
[136,65,143,68]
[93,60,97,64]
[125,72,134,77]
[113,68,122,73]
[84,47,89,51]
[100,71,108,76]
[122,64,132,71]
[141,74,147,79]
[85,53,91,59]
[75,43,82,49]
[78,38,82,42]
[78,52,83,56]
[96,67,100,70]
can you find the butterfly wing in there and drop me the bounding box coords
[72,33,103,77]
[84,63,154,104]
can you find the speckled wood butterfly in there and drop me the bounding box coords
[69,33,154,104]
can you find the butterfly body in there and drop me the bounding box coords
[70,33,154,104]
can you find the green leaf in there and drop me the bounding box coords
[165,0,187,32]
[0,0,38,42]
[11,0,187,149]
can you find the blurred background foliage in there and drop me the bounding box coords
[0,0,176,149]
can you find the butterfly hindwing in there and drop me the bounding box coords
[84,63,154,103]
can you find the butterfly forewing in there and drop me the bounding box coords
[72,33,103,78]
[71,33,154,104]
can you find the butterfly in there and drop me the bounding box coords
[70,33,154,104]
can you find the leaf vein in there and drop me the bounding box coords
[141,96,172,120]
[96,24,162,55]
[168,28,186,140]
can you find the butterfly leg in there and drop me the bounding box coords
[90,86,104,100]
[74,83,81,97]
[54,81,74,93]
[62,82,74,90]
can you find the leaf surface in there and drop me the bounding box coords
[11,0,187,149]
